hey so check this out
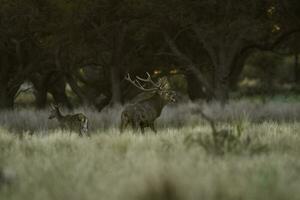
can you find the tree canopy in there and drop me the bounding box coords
[0,0,299,109]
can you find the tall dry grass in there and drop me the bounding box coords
[1,100,300,134]
[0,122,300,200]
[0,100,300,200]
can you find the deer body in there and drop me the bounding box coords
[49,105,89,136]
[120,73,176,133]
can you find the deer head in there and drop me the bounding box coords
[125,72,177,103]
[48,104,60,119]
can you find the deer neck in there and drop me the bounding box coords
[55,109,64,121]
[148,93,166,114]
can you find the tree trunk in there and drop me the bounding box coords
[229,52,249,90]
[295,53,300,84]
[49,88,73,110]
[0,87,14,109]
[66,73,88,106]
[185,71,209,101]
[0,40,32,109]
[163,33,215,99]
[213,51,231,104]
[212,43,233,103]
[110,64,122,105]
[109,24,126,106]
[31,74,48,109]
[214,71,230,104]
[0,76,23,110]
[34,89,47,109]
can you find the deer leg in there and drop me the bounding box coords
[82,118,89,137]
[120,120,129,133]
[131,120,140,132]
[78,128,83,137]
[149,123,157,134]
[120,113,131,133]
[140,122,150,134]
[80,129,89,137]
[120,121,124,133]
[140,125,145,134]
[83,131,90,137]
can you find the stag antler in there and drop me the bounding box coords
[125,73,158,92]
[50,103,62,110]
[136,72,162,88]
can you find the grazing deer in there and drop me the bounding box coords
[48,104,89,136]
[120,72,177,133]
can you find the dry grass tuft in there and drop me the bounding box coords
[1,100,300,134]
[0,100,300,200]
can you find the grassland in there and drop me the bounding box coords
[1,100,300,200]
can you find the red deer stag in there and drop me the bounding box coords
[120,72,177,133]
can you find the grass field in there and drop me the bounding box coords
[1,100,300,200]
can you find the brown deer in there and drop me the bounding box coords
[48,104,89,136]
[120,72,177,133]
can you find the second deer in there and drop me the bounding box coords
[49,104,89,136]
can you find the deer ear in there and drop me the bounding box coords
[51,103,60,110]
[54,103,60,108]
[50,103,55,110]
